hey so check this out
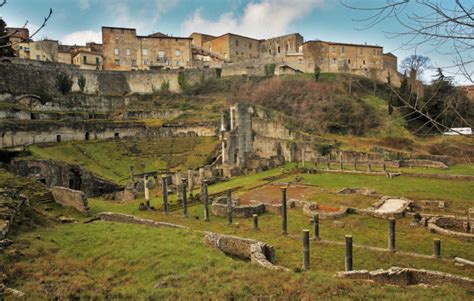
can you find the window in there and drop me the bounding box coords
[372,49,376,55]
[363,60,366,65]
[131,59,137,67]
[285,44,289,52]
[144,59,149,65]
[114,59,120,66]
[348,59,351,64]
[175,49,181,56]
[158,51,165,58]
[35,44,40,50]
[126,48,131,56]
[114,48,119,55]
[341,46,345,53]
[95,57,99,65]
[36,55,40,60]
[249,43,252,49]
[358,48,363,55]
[83,56,87,64]
[142,48,148,56]
[235,40,239,47]
[269,49,272,54]
[332,46,336,52]
[278,46,281,53]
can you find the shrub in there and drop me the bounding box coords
[314,65,321,81]
[77,75,86,92]
[56,72,73,95]
[314,143,334,156]
[177,71,188,91]
[160,80,170,93]
[264,64,276,76]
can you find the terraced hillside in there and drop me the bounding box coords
[25,136,219,184]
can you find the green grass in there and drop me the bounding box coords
[3,219,473,299]
[27,136,218,184]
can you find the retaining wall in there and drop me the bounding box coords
[51,186,90,213]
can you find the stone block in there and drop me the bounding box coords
[51,186,89,213]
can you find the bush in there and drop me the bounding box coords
[177,71,188,91]
[314,143,334,156]
[77,75,86,92]
[264,64,276,76]
[314,65,321,81]
[56,72,73,95]
[160,80,170,93]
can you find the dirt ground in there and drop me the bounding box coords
[239,184,319,204]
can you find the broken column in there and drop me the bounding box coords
[162,175,169,213]
[253,214,259,231]
[226,189,233,225]
[313,214,320,240]
[388,218,396,252]
[433,239,441,258]
[353,159,357,171]
[129,164,134,181]
[202,180,209,221]
[368,162,372,173]
[281,186,288,235]
[182,177,188,217]
[144,176,150,209]
[340,158,343,171]
[303,229,310,270]
[345,235,353,271]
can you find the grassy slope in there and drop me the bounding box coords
[27,136,218,184]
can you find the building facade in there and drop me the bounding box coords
[102,26,193,70]
[202,33,261,62]
[259,33,304,60]
[72,50,103,70]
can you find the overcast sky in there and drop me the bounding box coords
[1,0,472,85]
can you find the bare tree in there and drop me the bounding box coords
[38,37,58,62]
[400,54,430,78]
[0,0,53,49]
[341,0,474,83]
[342,0,474,137]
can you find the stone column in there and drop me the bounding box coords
[327,160,330,170]
[301,148,305,168]
[345,235,353,271]
[353,159,357,171]
[226,189,233,225]
[202,180,209,221]
[340,158,343,171]
[383,162,387,172]
[303,229,310,270]
[162,175,169,213]
[187,170,193,193]
[388,218,396,252]
[230,107,234,130]
[368,163,372,173]
[129,164,134,181]
[253,214,259,231]
[315,157,318,168]
[281,186,288,235]
[182,178,188,217]
[144,176,150,209]
[313,214,320,240]
[221,140,226,164]
[220,110,226,131]
[433,239,441,258]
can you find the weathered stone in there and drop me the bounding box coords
[51,186,90,213]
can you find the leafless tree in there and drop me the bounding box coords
[341,0,473,83]
[38,37,58,62]
[342,0,474,137]
[400,54,430,78]
[0,0,53,49]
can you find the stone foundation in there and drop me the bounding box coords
[337,187,377,196]
[98,212,188,229]
[302,203,348,219]
[427,216,474,241]
[51,186,90,213]
[337,266,474,289]
[354,196,413,219]
[0,188,28,240]
[204,232,289,271]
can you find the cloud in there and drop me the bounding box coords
[182,0,324,38]
[79,0,90,10]
[104,0,179,34]
[62,30,101,45]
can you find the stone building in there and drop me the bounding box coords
[17,39,59,62]
[259,33,304,60]
[202,33,261,62]
[72,50,103,70]
[101,26,193,70]
[6,27,30,55]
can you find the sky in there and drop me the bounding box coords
[1,0,472,84]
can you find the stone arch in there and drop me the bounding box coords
[68,168,82,190]
[56,135,62,142]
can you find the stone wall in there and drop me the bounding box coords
[427,216,474,241]
[8,159,120,197]
[337,267,474,289]
[204,232,289,271]
[51,186,90,213]
[98,212,188,229]
[0,61,217,95]
[211,200,266,218]
[0,188,28,240]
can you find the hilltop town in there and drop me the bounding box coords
[6,26,398,84]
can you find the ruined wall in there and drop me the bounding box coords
[8,159,120,197]
[51,186,90,213]
[0,61,217,95]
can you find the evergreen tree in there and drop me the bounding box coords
[0,18,15,57]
